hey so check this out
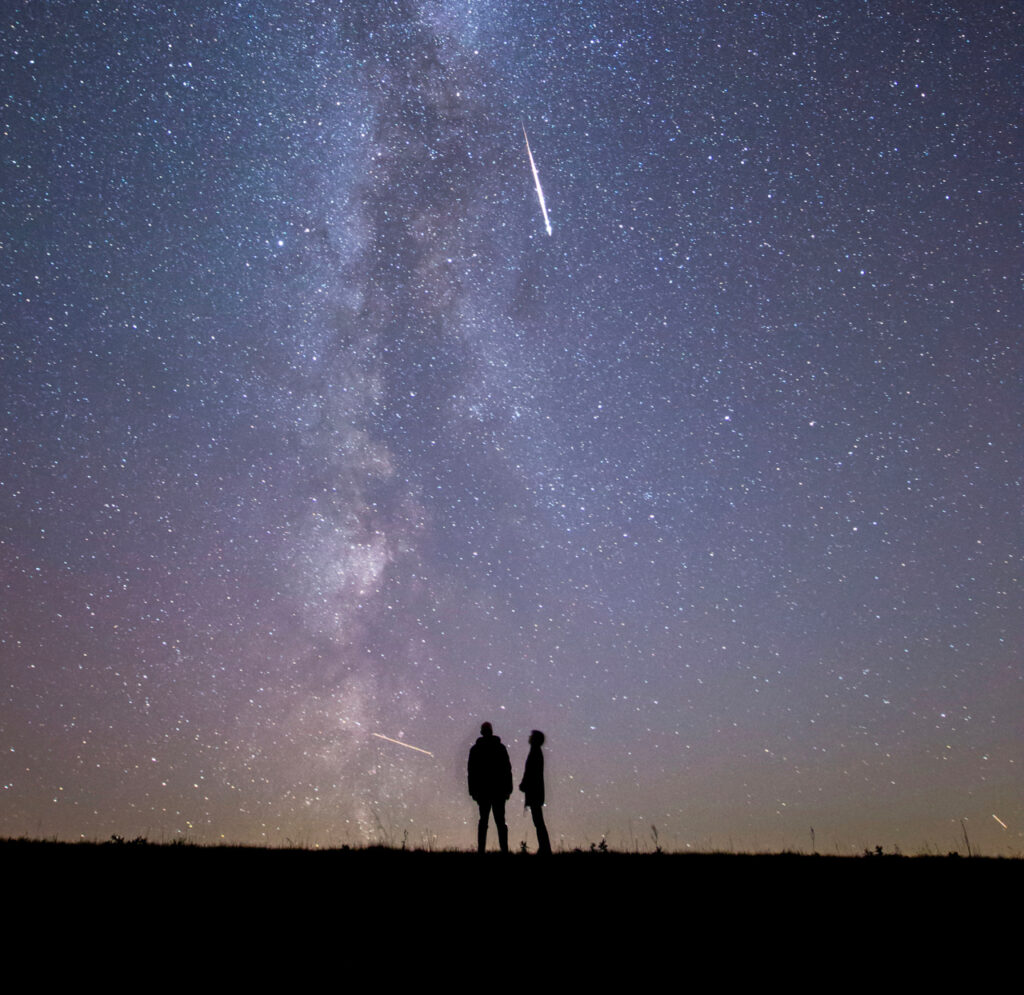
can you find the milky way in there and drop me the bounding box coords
[1,1,1020,853]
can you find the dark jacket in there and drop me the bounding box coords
[468,734,513,802]
[519,745,544,807]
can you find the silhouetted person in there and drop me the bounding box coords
[468,721,512,853]
[519,729,552,856]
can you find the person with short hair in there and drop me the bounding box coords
[519,729,552,856]
[468,721,513,853]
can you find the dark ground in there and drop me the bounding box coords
[4,839,1017,979]
[5,838,1017,920]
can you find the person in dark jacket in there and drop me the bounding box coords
[468,721,513,853]
[519,729,552,855]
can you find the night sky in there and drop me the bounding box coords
[2,1,1020,854]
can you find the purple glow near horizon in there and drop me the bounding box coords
[1,1,1019,853]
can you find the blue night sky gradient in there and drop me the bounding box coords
[1,1,1020,852]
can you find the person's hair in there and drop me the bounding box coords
[529,729,545,747]
[480,722,493,736]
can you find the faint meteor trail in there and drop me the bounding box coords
[522,119,552,236]
[372,732,434,757]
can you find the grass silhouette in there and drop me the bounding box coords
[5,836,1018,939]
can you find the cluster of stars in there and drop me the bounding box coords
[1,1,1019,852]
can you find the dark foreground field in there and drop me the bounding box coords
[5,837,1017,918]
[6,839,1016,978]
[4,837,1019,974]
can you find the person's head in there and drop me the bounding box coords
[480,721,493,737]
[529,729,545,747]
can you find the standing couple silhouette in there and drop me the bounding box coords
[467,722,552,855]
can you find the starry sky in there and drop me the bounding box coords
[2,1,1020,854]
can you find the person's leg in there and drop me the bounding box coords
[477,801,490,853]
[493,798,508,853]
[531,805,552,855]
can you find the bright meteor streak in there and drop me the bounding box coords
[372,733,434,757]
[522,120,552,236]
[993,813,1008,829]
